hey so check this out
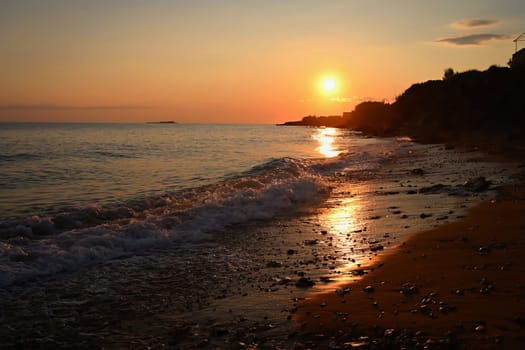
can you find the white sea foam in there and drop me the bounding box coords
[0,132,416,288]
[0,156,343,287]
[1,135,516,289]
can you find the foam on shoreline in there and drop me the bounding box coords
[0,142,520,348]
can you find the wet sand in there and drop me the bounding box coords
[296,182,525,349]
[1,143,522,349]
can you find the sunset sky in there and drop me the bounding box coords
[1,0,524,124]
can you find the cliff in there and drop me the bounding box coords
[283,53,525,152]
[279,115,345,127]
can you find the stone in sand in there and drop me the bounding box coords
[266,261,283,268]
[463,177,491,192]
[411,168,425,176]
[370,244,384,252]
[295,277,315,288]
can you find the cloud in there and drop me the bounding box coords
[330,96,359,103]
[452,18,500,29]
[0,104,155,111]
[436,33,510,46]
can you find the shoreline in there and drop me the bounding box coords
[1,140,522,348]
[295,181,525,349]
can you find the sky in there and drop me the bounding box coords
[1,0,524,124]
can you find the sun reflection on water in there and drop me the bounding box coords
[313,127,342,158]
[323,196,362,234]
[317,185,377,287]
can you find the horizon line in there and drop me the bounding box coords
[0,104,157,111]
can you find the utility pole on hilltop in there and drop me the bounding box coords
[513,32,525,53]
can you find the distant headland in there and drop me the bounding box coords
[146,121,178,124]
[281,48,525,153]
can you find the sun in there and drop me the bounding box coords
[322,78,336,93]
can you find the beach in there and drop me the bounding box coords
[296,182,525,349]
[3,1,525,348]
[1,132,522,349]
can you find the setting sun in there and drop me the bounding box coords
[322,78,336,93]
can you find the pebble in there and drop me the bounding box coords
[474,324,486,333]
[384,328,396,337]
[363,285,374,293]
[419,305,433,316]
[304,239,318,246]
[370,245,384,252]
[463,177,491,192]
[352,269,366,276]
[266,261,282,268]
[400,283,419,295]
[295,277,315,288]
[478,246,491,254]
[335,287,350,296]
[439,304,456,314]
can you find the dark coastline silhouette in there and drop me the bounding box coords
[282,49,525,153]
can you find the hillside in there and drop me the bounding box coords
[283,49,525,152]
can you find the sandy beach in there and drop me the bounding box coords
[296,181,525,349]
[3,1,525,348]
[1,142,522,349]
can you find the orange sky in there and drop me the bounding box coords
[1,1,523,124]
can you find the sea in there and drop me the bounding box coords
[0,122,518,347]
[0,123,391,287]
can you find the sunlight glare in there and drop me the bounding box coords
[322,197,361,235]
[322,78,336,92]
[313,127,342,158]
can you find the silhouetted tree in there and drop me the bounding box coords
[443,68,455,80]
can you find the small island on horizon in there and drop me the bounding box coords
[146,121,178,124]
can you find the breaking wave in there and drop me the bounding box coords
[0,128,407,289]
[0,156,344,287]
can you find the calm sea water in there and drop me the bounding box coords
[1,122,393,287]
[0,122,514,290]
[0,123,352,219]
[1,122,518,349]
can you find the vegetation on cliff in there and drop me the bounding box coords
[392,63,525,143]
[282,49,525,150]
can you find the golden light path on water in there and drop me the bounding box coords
[313,186,376,292]
[313,127,342,158]
[323,196,362,235]
[312,127,375,283]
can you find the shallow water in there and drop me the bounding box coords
[0,123,352,219]
[0,123,520,348]
[0,124,393,287]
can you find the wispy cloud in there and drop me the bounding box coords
[0,104,155,111]
[452,18,500,29]
[298,96,381,104]
[329,96,356,103]
[436,33,510,46]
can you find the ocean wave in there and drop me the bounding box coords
[90,150,137,159]
[0,156,335,288]
[0,153,43,162]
